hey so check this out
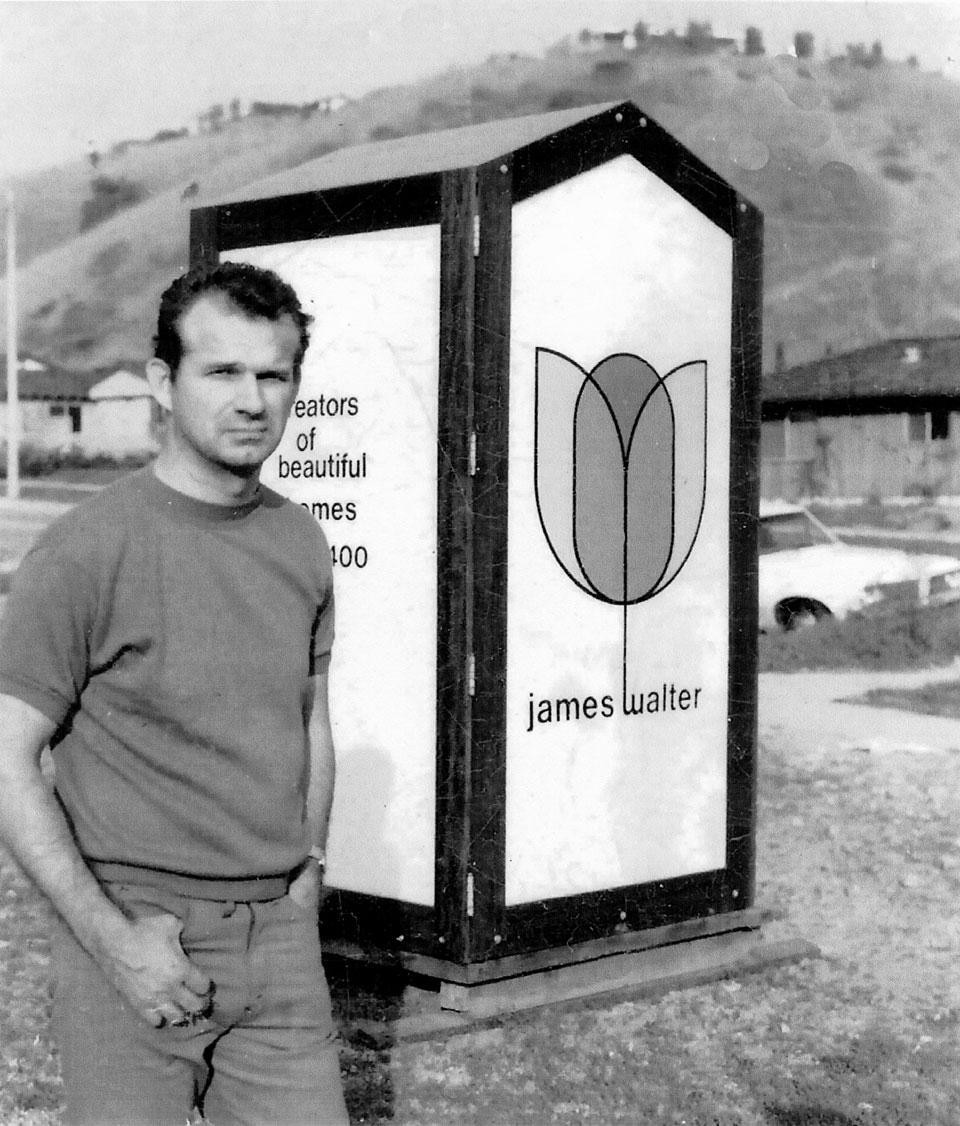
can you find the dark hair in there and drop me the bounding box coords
[153,261,313,375]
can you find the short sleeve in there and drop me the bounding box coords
[309,579,335,677]
[0,521,99,727]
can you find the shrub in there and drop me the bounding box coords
[0,444,153,480]
[546,89,591,111]
[882,162,916,184]
[87,240,131,279]
[759,601,960,672]
[151,128,189,143]
[367,125,402,143]
[593,59,633,81]
[248,101,301,117]
[79,175,147,232]
[830,87,868,113]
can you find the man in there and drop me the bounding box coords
[0,262,349,1125]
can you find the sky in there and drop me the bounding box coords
[2,0,960,176]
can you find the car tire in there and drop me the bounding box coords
[776,598,833,632]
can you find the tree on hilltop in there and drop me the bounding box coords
[744,26,765,56]
[685,20,714,52]
[794,30,814,59]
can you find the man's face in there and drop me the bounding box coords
[152,292,301,475]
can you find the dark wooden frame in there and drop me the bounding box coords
[189,100,762,979]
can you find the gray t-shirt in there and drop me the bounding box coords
[0,468,334,880]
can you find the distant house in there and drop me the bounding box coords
[573,29,638,53]
[564,26,737,56]
[646,31,737,53]
[319,94,349,114]
[0,357,158,459]
[761,337,960,500]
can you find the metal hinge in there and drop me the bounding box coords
[466,872,475,918]
[472,213,480,257]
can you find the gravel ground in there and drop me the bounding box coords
[2,670,958,1125]
[366,672,960,1125]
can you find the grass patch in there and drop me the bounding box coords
[0,448,152,481]
[0,856,61,1123]
[759,603,960,672]
[808,500,958,534]
[847,679,960,719]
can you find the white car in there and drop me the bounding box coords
[758,500,960,631]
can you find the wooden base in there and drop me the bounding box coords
[332,914,819,1042]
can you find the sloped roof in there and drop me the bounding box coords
[214,101,621,203]
[88,371,152,400]
[764,337,960,405]
[0,359,101,402]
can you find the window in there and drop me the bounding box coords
[763,419,786,458]
[931,408,951,441]
[759,510,836,555]
[68,405,82,434]
[49,404,65,417]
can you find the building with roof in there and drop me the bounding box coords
[761,336,960,500]
[0,356,158,459]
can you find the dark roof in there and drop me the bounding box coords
[0,360,102,402]
[213,101,621,203]
[764,336,960,405]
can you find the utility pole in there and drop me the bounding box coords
[5,188,19,499]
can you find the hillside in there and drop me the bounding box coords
[3,44,960,372]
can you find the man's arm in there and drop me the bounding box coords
[289,671,336,906]
[0,693,211,1026]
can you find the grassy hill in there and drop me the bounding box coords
[3,43,960,372]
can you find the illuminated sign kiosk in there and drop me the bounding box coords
[191,100,763,1014]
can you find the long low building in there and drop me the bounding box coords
[762,336,960,500]
[0,356,159,460]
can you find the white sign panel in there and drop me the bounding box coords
[226,228,440,906]
[506,155,733,905]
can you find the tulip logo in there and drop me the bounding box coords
[534,348,708,703]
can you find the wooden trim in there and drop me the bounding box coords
[511,101,741,236]
[489,869,748,960]
[763,394,960,419]
[320,890,437,959]
[465,157,513,961]
[434,169,477,963]
[727,196,764,909]
[207,173,443,250]
[188,207,221,267]
[326,907,766,985]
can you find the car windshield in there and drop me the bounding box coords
[759,511,836,554]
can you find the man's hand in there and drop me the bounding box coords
[100,912,213,1028]
[287,857,323,911]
